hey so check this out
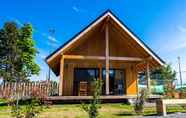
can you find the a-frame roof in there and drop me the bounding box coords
[46,10,165,75]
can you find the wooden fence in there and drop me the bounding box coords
[0,82,59,99]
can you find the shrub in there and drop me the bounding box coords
[11,102,23,118]
[10,97,43,118]
[81,79,102,118]
[10,85,48,118]
[134,89,148,115]
[24,98,42,118]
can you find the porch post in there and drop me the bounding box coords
[99,63,102,80]
[59,55,64,96]
[105,23,109,95]
[146,61,151,94]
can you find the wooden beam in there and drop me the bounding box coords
[63,55,105,60]
[63,55,143,61]
[136,65,145,72]
[105,23,109,95]
[109,56,143,61]
[146,61,151,94]
[98,63,102,80]
[59,55,64,96]
[100,16,110,32]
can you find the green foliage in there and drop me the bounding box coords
[159,64,176,97]
[150,80,157,94]
[134,89,148,115]
[11,98,43,118]
[11,102,23,118]
[10,82,48,118]
[160,64,176,83]
[24,98,43,118]
[0,98,7,103]
[81,79,103,118]
[0,22,40,82]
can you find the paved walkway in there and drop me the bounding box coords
[141,112,186,118]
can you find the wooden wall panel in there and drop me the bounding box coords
[63,63,74,96]
[125,64,138,95]
[65,31,105,56]
[109,26,146,58]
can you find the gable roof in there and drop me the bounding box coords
[46,10,165,75]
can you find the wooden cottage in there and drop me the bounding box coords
[46,10,164,99]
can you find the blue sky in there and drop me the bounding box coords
[0,0,186,84]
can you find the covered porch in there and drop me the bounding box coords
[60,55,150,96]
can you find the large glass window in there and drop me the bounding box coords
[74,68,99,96]
[74,68,125,96]
[102,69,125,95]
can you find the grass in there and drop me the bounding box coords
[0,99,7,103]
[0,103,186,118]
[0,98,8,104]
[0,105,11,118]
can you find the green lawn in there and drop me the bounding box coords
[0,103,186,118]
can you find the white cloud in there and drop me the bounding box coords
[6,19,59,46]
[48,36,58,43]
[177,25,186,33]
[72,5,88,13]
[40,32,59,47]
[169,40,186,51]
[47,41,59,48]
[72,6,80,12]
[41,33,58,42]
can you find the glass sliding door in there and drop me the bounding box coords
[74,68,99,96]
[74,68,125,96]
[114,70,125,95]
[102,69,125,95]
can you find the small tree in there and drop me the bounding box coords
[134,89,148,115]
[0,22,40,118]
[0,22,40,82]
[160,64,176,98]
[81,79,102,118]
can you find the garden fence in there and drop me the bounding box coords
[0,81,59,99]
